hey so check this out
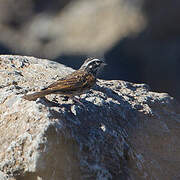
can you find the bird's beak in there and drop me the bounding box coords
[103,62,107,66]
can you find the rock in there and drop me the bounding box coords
[0,55,180,180]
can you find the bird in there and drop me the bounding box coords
[22,58,106,103]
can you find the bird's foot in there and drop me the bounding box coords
[61,96,69,101]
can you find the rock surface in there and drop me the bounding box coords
[0,55,180,180]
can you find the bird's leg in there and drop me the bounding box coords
[38,97,60,107]
[72,96,85,107]
[60,96,85,107]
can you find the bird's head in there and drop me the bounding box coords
[80,58,106,76]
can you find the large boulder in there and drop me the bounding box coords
[0,55,180,180]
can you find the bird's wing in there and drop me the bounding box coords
[43,70,95,93]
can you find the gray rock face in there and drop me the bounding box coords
[0,55,180,180]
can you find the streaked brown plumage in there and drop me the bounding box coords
[22,58,106,101]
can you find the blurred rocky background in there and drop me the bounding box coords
[0,0,180,101]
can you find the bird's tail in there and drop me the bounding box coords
[22,90,51,101]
